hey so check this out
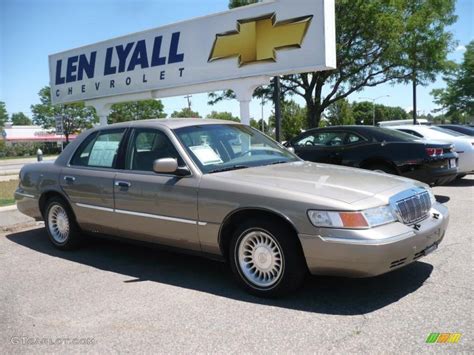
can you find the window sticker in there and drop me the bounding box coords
[88,141,120,167]
[189,145,223,166]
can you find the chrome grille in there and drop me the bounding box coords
[394,190,431,224]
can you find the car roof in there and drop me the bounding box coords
[389,125,428,130]
[100,118,241,130]
[305,125,400,133]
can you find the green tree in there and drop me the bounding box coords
[108,100,166,123]
[206,111,239,121]
[432,41,474,121]
[284,0,456,128]
[326,99,354,126]
[31,86,98,143]
[11,112,32,125]
[382,106,409,121]
[216,0,456,128]
[228,0,258,8]
[0,102,8,127]
[352,101,373,125]
[171,108,201,118]
[269,100,306,141]
[352,101,408,125]
[249,118,266,131]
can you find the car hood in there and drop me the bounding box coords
[213,161,418,205]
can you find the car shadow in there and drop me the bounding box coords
[446,177,474,187]
[6,228,434,316]
[435,195,450,204]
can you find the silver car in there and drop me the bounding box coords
[15,119,449,297]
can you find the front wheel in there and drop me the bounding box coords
[229,219,307,297]
[44,197,82,250]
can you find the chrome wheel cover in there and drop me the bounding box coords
[48,204,70,243]
[237,230,284,288]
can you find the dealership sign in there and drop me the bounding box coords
[49,0,335,105]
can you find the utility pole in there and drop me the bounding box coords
[184,95,192,110]
[273,76,282,142]
[412,72,417,125]
[261,96,264,133]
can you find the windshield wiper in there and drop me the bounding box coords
[208,165,249,174]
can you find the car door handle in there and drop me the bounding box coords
[115,181,131,188]
[63,176,76,183]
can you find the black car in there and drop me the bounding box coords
[438,124,474,136]
[285,126,459,185]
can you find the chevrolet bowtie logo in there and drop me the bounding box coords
[209,13,313,66]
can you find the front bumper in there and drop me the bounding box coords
[299,202,449,277]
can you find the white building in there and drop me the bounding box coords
[1,123,76,144]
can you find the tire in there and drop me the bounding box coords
[229,218,307,297]
[44,196,82,250]
[366,164,397,175]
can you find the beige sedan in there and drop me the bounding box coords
[15,119,449,297]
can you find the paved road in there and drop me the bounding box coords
[0,177,472,353]
[0,157,57,176]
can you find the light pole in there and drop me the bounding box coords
[359,95,390,126]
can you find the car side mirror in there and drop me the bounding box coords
[153,158,190,176]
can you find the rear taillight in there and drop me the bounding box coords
[426,148,443,156]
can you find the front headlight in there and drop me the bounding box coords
[308,205,397,229]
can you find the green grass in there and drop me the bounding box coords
[0,179,19,206]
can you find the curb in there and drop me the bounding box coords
[0,204,17,212]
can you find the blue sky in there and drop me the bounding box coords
[0,0,472,121]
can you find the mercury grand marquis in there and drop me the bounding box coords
[15,119,449,297]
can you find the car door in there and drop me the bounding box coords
[60,128,126,235]
[292,130,345,164]
[340,131,371,167]
[112,127,200,251]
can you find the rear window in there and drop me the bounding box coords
[371,128,420,142]
[71,129,125,168]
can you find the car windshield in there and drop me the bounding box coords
[430,126,468,137]
[174,124,299,173]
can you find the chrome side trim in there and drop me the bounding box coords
[16,192,35,199]
[115,208,197,225]
[75,203,205,225]
[76,203,114,212]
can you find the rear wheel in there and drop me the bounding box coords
[44,197,82,250]
[229,219,307,297]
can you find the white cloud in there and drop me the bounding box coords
[455,45,466,52]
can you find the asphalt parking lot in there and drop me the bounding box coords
[1,177,472,353]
